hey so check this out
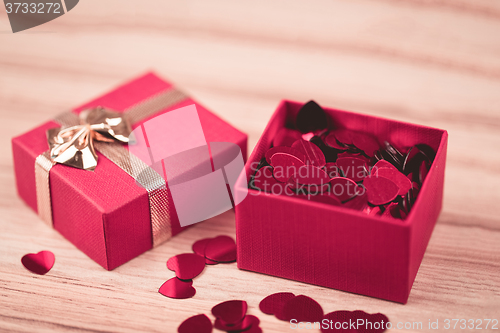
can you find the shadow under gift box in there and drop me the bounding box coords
[12,73,248,270]
[234,100,447,304]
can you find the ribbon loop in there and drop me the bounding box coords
[47,106,132,171]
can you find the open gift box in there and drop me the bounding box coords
[234,100,447,303]
[12,73,247,270]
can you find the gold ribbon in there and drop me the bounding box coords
[47,106,133,171]
[35,88,189,247]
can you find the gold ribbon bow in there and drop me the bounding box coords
[46,106,132,171]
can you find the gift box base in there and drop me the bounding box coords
[235,100,447,303]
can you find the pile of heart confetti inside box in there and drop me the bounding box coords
[250,101,435,219]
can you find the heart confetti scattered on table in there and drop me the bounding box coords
[21,250,55,275]
[204,235,237,263]
[158,277,196,299]
[281,295,324,323]
[167,253,206,280]
[160,235,237,300]
[211,300,248,325]
[259,292,296,319]
[178,314,213,333]
[248,100,436,220]
[192,238,219,265]
[260,292,389,332]
[321,310,389,332]
[178,298,263,333]
[212,299,262,333]
[214,314,259,332]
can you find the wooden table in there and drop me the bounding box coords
[1,1,499,332]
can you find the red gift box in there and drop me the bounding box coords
[12,73,247,270]
[234,100,447,303]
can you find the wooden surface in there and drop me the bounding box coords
[1,1,500,332]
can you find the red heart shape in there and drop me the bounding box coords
[294,165,330,185]
[352,133,380,157]
[333,129,354,145]
[21,250,55,275]
[374,167,412,196]
[325,132,349,150]
[372,160,398,174]
[329,177,360,202]
[281,295,324,323]
[214,314,259,332]
[192,238,218,265]
[336,157,368,182]
[167,253,206,280]
[178,314,213,333]
[343,191,369,212]
[363,175,400,206]
[271,153,306,183]
[265,146,306,164]
[292,139,326,167]
[259,292,296,317]
[324,162,340,179]
[159,277,196,299]
[204,236,237,263]
[212,300,248,325]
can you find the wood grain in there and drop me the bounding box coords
[0,1,499,332]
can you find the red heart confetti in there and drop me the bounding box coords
[329,177,360,202]
[281,295,324,323]
[324,132,348,150]
[333,129,354,145]
[295,100,328,133]
[259,292,296,317]
[178,314,213,333]
[294,165,330,185]
[214,315,259,332]
[159,277,196,299]
[192,238,218,265]
[251,101,436,220]
[212,300,248,325]
[292,139,326,167]
[167,253,206,281]
[336,157,368,182]
[363,175,400,206]
[265,146,306,165]
[374,167,412,196]
[372,160,398,174]
[204,235,237,263]
[343,191,369,212]
[21,250,55,275]
[271,153,306,182]
[352,133,380,157]
[324,162,340,179]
